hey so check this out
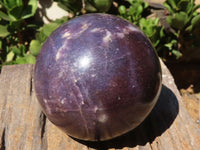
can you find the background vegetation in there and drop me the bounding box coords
[0,0,200,70]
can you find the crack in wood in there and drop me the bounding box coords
[149,143,153,150]
[40,112,48,150]
[40,113,46,139]
[30,65,34,97]
[30,76,33,97]
[0,128,5,150]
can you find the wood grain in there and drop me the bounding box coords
[0,61,199,150]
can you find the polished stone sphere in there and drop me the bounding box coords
[34,13,162,141]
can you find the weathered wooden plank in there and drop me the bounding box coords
[0,64,44,150]
[0,61,200,150]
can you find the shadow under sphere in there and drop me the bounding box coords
[76,84,179,150]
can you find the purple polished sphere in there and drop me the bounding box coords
[34,13,162,141]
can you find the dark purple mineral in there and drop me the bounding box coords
[34,13,162,141]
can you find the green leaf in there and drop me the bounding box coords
[0,11,13,21]
[35,32,47,43]
[163,2,174,14]
[11,46,21,56]
[185,24,193,32]
[29,40,41,56]
[53,16,68,24]
[166,0,177,10]
[146,26,154,36]
[6,51,15,62]
[10,45,25,56]
[165,43,173,49]
[139,18,146,27]
[164,39,177,49]
[186,2,193,15]
[0,25,10,37]
[42,23,60,37]
[92,0,112,12]
[9,5,23,20]
[191,14,200,26]
[136,5,143,17]
[85,1,97,12]
[20,45,26,55]
[21,0,37,19]
[14,57,26,64]
[144,2,148,9]
[15,54,36,64]
[160,27,165,37]
[128,5,135,16]
[177,0,189,11]
[3,0,19,10]
[154,18,159,24]
[118,5,126,15]
[192,4,200,12]
[186,14,200,31]
[172,50,182,59]
[56,0,82,14]
[9,21,22,30]
[25,54,36,64]
[0,41,2,49]
[167,12,188,30]
[153,39,160,47]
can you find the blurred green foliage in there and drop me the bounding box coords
[163,0,200,61]
[0,0,200,70]
[118,0,148,24]
[53,0,113,15]
[0,0,38,67]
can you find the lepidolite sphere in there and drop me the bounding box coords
[34,13,162,141]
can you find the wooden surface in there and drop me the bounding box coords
[0,61,200,150]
